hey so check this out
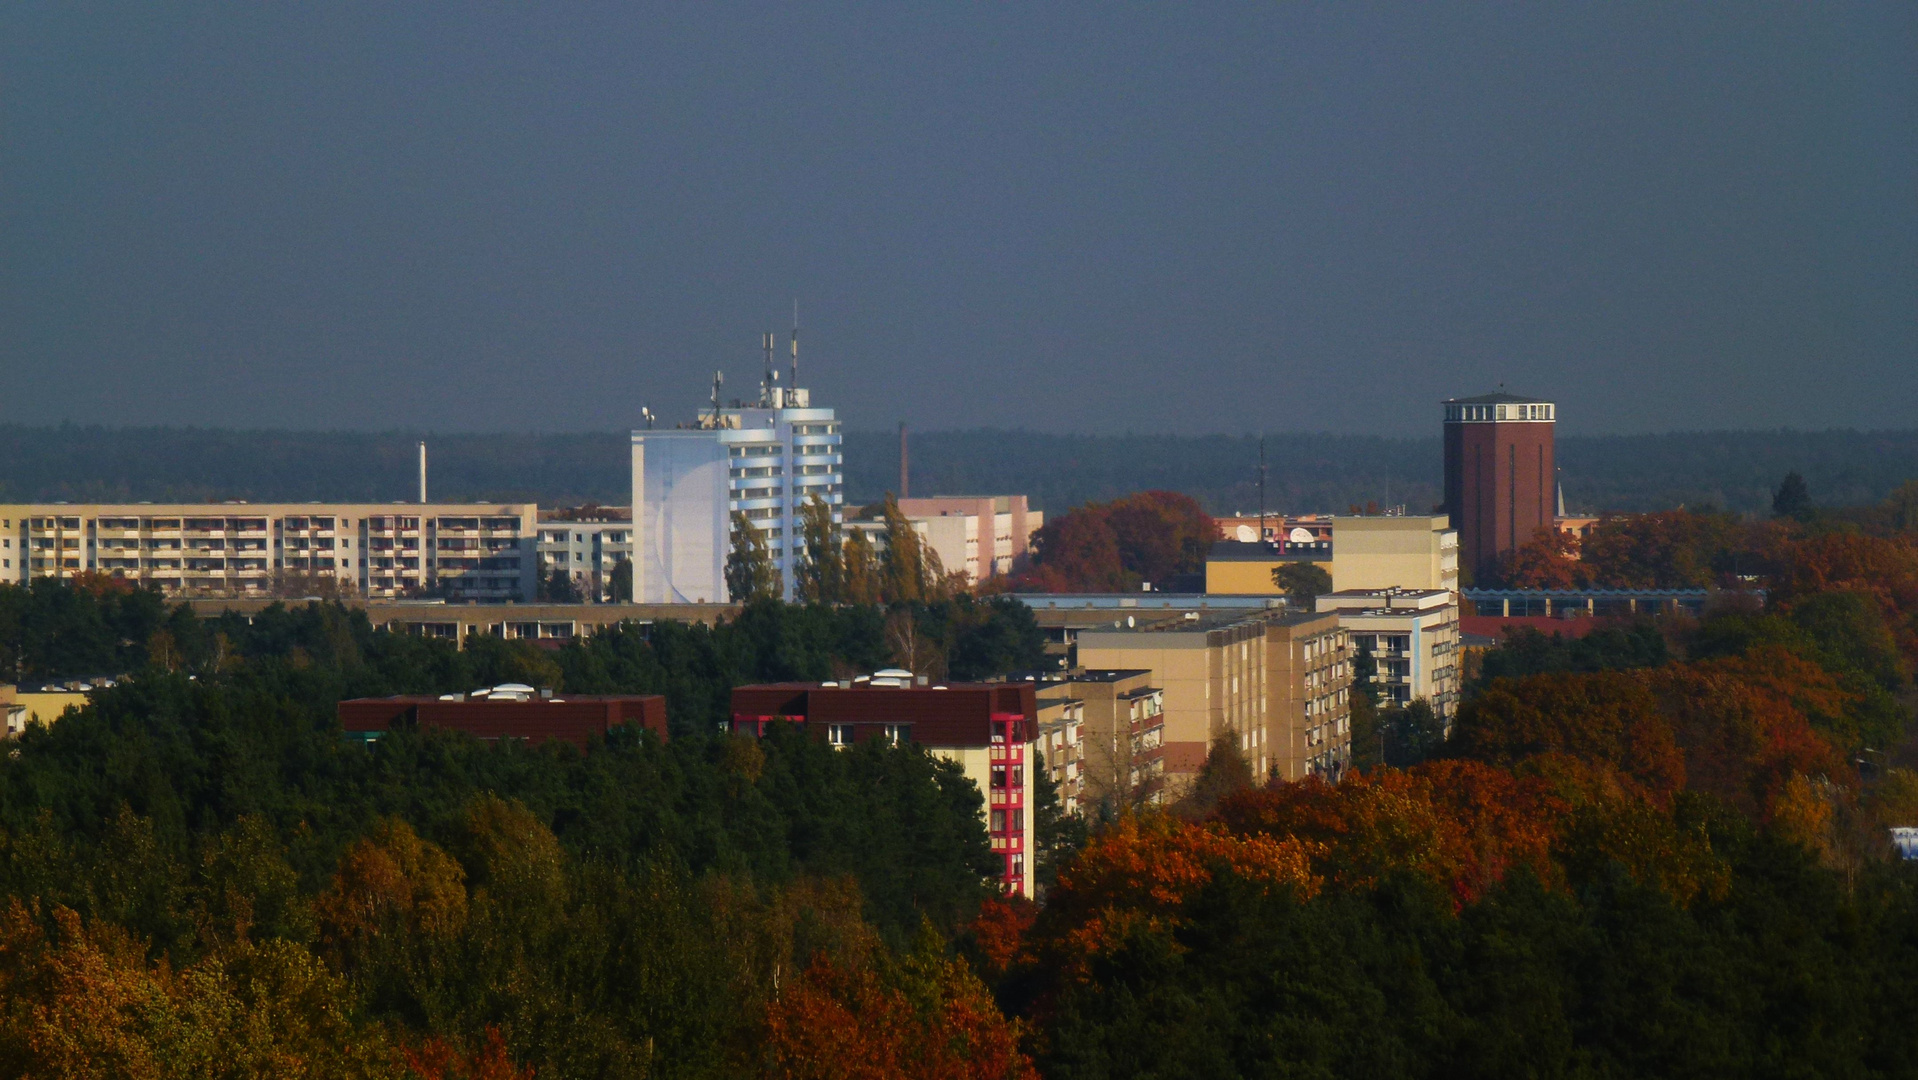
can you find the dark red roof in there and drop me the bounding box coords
[730,682,1036,747]
[338,695,668,748]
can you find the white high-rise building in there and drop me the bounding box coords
[630,360,842,603]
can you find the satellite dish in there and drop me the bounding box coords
[1235,525,1255,542]
[1289,527,1316,544]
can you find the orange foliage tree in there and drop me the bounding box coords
[1451,671,1685,801]
[763,949,1035,1080]
[1493,527,1589,589]
[1217,761,1568,907]
[1032,816,1319,979]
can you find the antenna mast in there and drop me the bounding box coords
[789,299,799,389]
[709,370,725,427]
[1258,436,1267,550]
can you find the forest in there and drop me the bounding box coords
[6,423,1918,517]
[0,488,1913,1076]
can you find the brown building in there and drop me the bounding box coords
[1264,612,1352,782]
[729,677,1040,897]
[339,687,668,748]
[1443,393,1557,583]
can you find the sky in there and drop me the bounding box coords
[1,3,1912,437]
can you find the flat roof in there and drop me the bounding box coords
[1443,391,1551,405]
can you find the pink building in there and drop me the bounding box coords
[897,496,1042,582]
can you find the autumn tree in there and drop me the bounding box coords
[794,494,846,603]
[726,511,782,602]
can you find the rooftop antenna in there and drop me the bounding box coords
[641,406,654,430]
[762,330,776,405]
[709,370,725,426]
[1258,435,1267,551]
[789,299,799,390]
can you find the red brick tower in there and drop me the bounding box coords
[1443,393,1556,583]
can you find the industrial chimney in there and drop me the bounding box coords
[418,441,427,504]
[899,422,909,498]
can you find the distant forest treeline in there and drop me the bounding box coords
[3,423,1915,516]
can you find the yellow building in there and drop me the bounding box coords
[1203,542,1331,596]
[1074,614,1269,791]
[1264,612,1352,782]
[1331,515,1459,593]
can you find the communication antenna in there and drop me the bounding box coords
[789,299,799,389]
[709,370,725,426]
[1258,436,1267,550]
[762,330,777,403]
[641,407,654,430]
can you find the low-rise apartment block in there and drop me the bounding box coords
[0,504,537,600]
[729,676,1040,897]
[1315,588,1461,722]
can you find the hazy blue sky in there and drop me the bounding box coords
[2,3,1911,436]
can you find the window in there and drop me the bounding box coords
[1010,809,1023,832]
[991,810,1007,833]
[1011,765,1023,788]
[827,724,853,747]
[991,766,1007,789]
[882,723,911,746]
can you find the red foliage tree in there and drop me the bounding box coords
[1451,670,1686,802]
[763,953,1036,1080]
[1218,762,1568,907]
[1492,527,1589,589]
[1017,490,1216,593]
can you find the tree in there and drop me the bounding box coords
[1379,699,1446,767]
[879,495,939,603]
[1103,490,1215,587]
[1493,526,1588,589]
[1177,731,1256,818]
[726,511,781,602]
[607,557,632,602]
[1271,562,1332,608]
[1030,750,1086,893]
[794,494,845,604]
[842,529,882,606]
[539,566,581,604]
[1773,471,1813,520]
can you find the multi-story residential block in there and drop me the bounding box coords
[631,377,841,603]
[729,676,1040,897]
[1061,668,1165,809]
[1315,588,1461,723]
[536,512,634,601]
[1074,613,1270,792]
[1444,392,1557,583]
[895,496,1043,582]
[1033,688,1086,814]
[0,504,537,600]
[1264,611,1352,781]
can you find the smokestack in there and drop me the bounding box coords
[418,441,427,504]
[899,422,909,498]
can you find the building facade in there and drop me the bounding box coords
[1264,611,1352,782]
[536,515,634,601]
[1033,688,1086,814]
[0,503,537,600]
[1315,588,1461,722]
[1074,614,1270,791]
[1443,393,1557,583]
[1331,515,1459,593]
[339,688,668,748]
[729,678,1040,898]
[895,496,1042,582]
[631,385,842,604]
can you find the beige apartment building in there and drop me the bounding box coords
[1331,515,1459,593]
[1075,614,1269,792]
[1316,588,1461,723]
[1264,611,1352,782]
[896,496,1042,582]
[0,504,538,600]
[1033,688,1087,814]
